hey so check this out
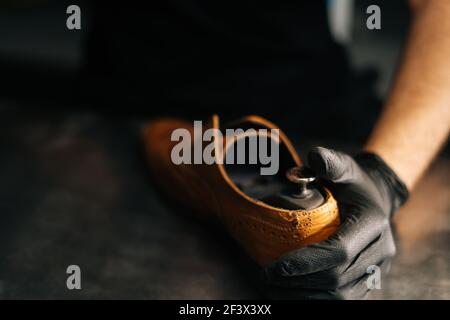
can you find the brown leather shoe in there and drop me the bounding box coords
[142,115,340,266]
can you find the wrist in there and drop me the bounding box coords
[355,152,410,216]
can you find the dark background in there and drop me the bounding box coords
[0,1,448,299]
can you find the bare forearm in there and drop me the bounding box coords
[365,1,450,189]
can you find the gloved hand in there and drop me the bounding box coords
[262,146,409,299]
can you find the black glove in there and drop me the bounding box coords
[262,147,409,299]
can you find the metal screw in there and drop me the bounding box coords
[286,166,316,198]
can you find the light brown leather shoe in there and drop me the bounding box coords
[142,115,340,266]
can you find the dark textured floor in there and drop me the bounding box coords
[0,104,448,299]
[0,105,259,299]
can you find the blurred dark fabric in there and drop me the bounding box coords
[0,1,383,142]
[87,2,349,107]
[85,1,381,140]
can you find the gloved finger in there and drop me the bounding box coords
[264,277,372,300]
[333,259,392,300]
[337,226,395,287]
[263,260,391,300]
[264,226,395,290]
[308,147,364,184]
[263,206,388,282]
[308,147,384,207]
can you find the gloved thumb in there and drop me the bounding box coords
[307,147,360,184]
